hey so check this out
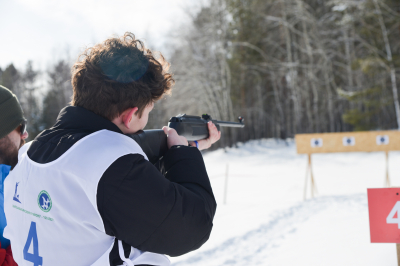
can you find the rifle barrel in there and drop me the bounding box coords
[214,120,245,128]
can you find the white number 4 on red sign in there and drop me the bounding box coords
[387,201,400,229]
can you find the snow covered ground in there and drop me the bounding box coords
[169,139,400,266]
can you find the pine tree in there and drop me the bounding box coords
[42,60,73,129]
[21,61,42,140]
[0,64,20,96]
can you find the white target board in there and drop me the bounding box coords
[310,138,323,147]
[376,135,389,145]
[343,136,355,146]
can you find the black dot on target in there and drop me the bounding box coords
[397,193,399,195]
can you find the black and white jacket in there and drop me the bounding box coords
[27,106,217,266]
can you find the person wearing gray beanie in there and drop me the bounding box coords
[0,85,26,140]
[0,85,28,264]
[0,85,28,169]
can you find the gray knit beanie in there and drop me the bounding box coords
[0,85,25,139]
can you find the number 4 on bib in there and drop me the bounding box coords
[24,222,43,266]
[387,201,400,229]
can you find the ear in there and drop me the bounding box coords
[122,107,139,129]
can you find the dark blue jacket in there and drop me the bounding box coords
[0,164,11,249]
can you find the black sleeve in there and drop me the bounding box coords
[97,145,217,257]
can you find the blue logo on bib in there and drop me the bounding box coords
[13,182,21,203]
[37,190,52,212]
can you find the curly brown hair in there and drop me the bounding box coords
[71,32,174,120]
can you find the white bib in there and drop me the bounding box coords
[4,130,170,266]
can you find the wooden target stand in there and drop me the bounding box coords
[397,243,400,266]
[296,130,400,200]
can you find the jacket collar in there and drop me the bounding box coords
[52,106,123,134]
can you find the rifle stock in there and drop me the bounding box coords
[127,130,167,165]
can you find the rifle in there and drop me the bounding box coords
[128,114,245,164]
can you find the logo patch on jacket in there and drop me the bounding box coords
[13,182,21,203]
[37,190,52,212]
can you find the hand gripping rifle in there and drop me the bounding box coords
[127,114,245,164]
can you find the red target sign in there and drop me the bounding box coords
[368,188,400,243]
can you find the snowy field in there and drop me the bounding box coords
[169,139,400,266]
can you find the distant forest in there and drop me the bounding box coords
[1,0,399,148]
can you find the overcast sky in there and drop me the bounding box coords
[0,0,195,71]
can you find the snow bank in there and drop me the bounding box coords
[169,139,400,265]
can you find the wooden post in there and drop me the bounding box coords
[303,154,310,201]
[304,154,317,200]
[397,243,400,266]
[309,154,317,198]
[223,164,229,205]
[385,151,390,187]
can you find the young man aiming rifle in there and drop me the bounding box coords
[0,85,28,266]
[4,33,220,266]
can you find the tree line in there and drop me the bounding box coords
[1,0,399,148]
[161,0,400,147]
[0,60,72,139]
